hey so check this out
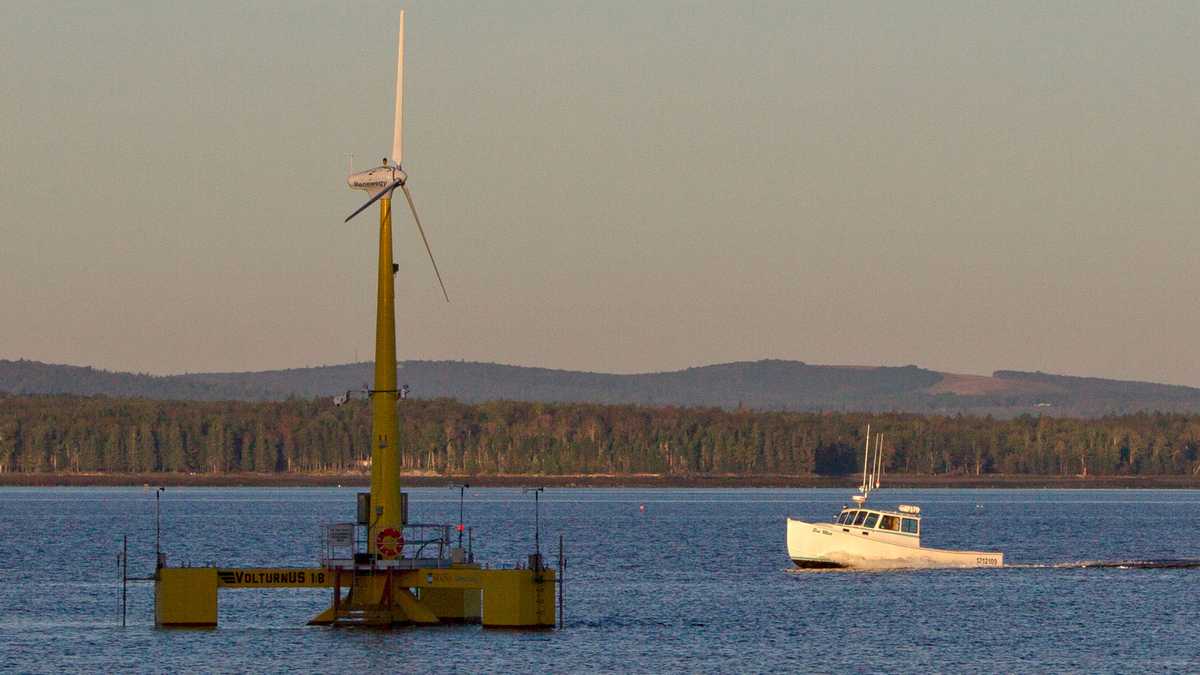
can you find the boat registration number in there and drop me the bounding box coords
[975,556,1001,566]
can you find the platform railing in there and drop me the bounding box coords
[320,522,473,567]
[398,522,450,560]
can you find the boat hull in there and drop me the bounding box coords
[787,518,1003,570]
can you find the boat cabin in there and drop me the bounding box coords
[835,505,921,538]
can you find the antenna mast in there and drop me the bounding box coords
[860,423,871,496]
[876,433,884,489]
[874,433,883,490]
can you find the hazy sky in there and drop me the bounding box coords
[2,1,1198,384]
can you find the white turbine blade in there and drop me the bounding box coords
[399,183,450,303]
[391,10,405,166]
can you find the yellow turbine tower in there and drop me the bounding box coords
[344,8,449,560]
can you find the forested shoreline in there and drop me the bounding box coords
[2,394,1199,477]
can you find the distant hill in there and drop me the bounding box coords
[0,359,288,401]
[3,358,1200,417]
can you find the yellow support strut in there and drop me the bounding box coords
[370,196,404,555]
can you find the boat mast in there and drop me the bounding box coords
[861,423,871,497]
[874,433,883,490]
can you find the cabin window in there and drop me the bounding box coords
[879,515,900,531]
[863,513,879,529]
[837,511,851,524]
[901,518,919,535]
[852,511,868,526]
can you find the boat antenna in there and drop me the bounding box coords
[860,423,873,499]
[874,433,883,490]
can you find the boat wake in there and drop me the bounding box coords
[786,559,1200,573]
[1007,559,1200,570]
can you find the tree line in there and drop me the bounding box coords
[1,394,1199,476]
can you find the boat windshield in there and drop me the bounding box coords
[839,509,919,531]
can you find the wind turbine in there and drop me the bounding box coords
[342,10,446,559]
[345,9,449,303]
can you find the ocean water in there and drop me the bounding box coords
[1,487,1198,673]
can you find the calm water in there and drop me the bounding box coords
[1,487,1198,672]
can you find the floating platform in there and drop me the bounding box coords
[155,558,556,628]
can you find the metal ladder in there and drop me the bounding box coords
[331,566,394,627]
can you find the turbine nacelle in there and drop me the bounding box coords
[348,161,406,194]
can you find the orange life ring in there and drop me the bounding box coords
[376,527,404,558]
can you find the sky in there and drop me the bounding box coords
[1,1,1198,385]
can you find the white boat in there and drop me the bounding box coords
[787,426,1003,570]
